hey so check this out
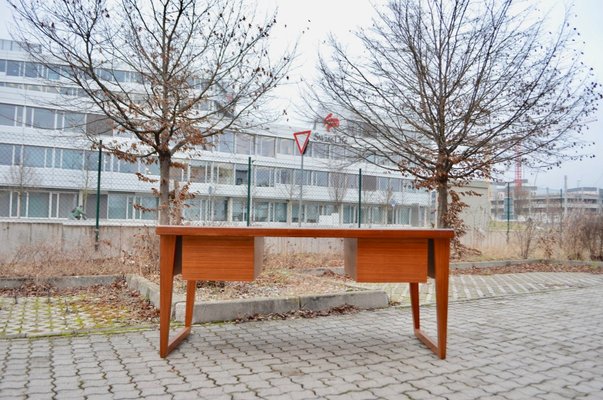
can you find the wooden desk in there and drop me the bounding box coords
[156,226,454,359]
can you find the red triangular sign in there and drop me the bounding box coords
[293,130,311,155]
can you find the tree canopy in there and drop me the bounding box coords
[311,0,601,231]
[9,0,294,224]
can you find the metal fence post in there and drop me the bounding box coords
[94,140,102,251]
[358,168,362,228]
[246,156,251,227]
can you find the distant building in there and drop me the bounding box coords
[490,181,603,222]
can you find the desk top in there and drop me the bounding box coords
[156,226,454,239]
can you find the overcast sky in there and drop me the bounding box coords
[1,0,601,190]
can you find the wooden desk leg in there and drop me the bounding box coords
[184,280,196,327]
[160,235,177,358]
[434,238,450,359]
[410,282,420,330]
[159,236,194,358]
[411,239,450,360]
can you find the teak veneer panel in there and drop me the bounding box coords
[345,238,428,282]
[156,226,454,240]
[181,236,263,281]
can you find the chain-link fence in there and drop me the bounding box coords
[0,140,434,227]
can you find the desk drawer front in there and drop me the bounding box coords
[346,238,428,282]
[181,236,263,281]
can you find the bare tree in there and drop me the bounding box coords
[3,164,41,217]
[328,171,350,225]
[9,0,294,224]
[311,0,601,229]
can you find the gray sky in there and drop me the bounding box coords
[1,0,601,190]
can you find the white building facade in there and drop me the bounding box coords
[0,39,432,227]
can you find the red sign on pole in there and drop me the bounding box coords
[293,130,311,155]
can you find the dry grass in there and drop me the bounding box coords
[0,242,137,279]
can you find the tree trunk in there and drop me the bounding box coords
[158,152,171,225]
[437,182,449,228]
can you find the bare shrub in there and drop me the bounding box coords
[562,213,603,260]
[515,218,538,259]
[0,239,134,279]
[120,226,160,276]
[537,228,558,261]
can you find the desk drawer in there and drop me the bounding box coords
[180,236,263,281]
[345,238,428,282]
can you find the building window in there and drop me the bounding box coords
[315,171,329,187]
[108,193,130,219]
[0,104,16,126]
[257,136,275,157]
[27,192,50,218]
[235,164,249,185]
[184,198,205,222]
[64,112,86,133]
[211,198,228,221]
[0,143,14,165]
[362,175,377,191]
[277,138,294,155]
[255,167,274,187]
[294,170,312,186]
[218,132,234,153]
[117,158,138,174]
[378,177,389,191]
[0,191,10,216]
[236,134,254,155]
[276,168,293,185]
[23,146,46,168]
[84,151,99,171]
[6,60,22,76]
[86,114,113,136]
[24,62,39,78]
[60,149,83,170]
[190,163,208,183]
[305,203,319,223]
[231,198,247,222]
[274,202,287,222]
[313,142,329,159]
[254,202,270,222]
[213,163,233,184]
[133,196,157,220]
[31,107,57,129]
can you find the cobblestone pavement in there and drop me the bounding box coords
[1,276,602,399]
[356,272,603,304]
[0,295,138,338]
[2,272,602,338]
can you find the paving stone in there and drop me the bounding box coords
[1,274,603,399]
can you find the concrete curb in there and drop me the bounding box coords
[124,275,388,323]
[0,275,123,289]
[452,259,603,270]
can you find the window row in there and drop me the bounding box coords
[174,162,419,192]
[0,40,40,53]
[0,81,86,97]
[0,190,157,220]
[0,103,112,134]
[0,189,422,226]
[213,131,342,159]
[0,59,141,84]
[0,142,420,192]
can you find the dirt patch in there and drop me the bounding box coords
[234,304,359,323]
